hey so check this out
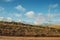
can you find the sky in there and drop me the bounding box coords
[0,0,60,25]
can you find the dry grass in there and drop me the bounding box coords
[48,25,60,29]
[0,21,60,37]
[0,36,60,40]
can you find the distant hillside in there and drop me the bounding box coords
[0,21,60,37]
[48,25,60,29]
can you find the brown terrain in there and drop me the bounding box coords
[0,21,60,40]
[0,21,60,37]
[0,36,60,40]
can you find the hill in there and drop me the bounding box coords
[48,25,60,29]
[0,21,60,37]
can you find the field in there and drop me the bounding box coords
[0,36,60,40]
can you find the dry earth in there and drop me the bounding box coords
[0,36,60,40]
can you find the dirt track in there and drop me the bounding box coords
[0,36,60,40]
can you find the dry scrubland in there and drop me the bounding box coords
[0,21,60,37]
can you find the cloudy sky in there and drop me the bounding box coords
[0,0,60,25]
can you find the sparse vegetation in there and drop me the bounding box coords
[0,21,60,37]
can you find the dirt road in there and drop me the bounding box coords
[0,36,60,40]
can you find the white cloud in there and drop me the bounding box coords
[25,11,35,18]
[0,17,4,21]
[5,0,11,2]
[3,0,13,2]
[14,13,22,17]
[49,4,58,8]
[6,17,12,22]
[52,4,58,8]
[16,5,26,12]
[53,14,60,17]
[0,7,4,12]
[47,13,60,19]
[48,4,58,19]
[51,20,60,25]
[18,20,21,22]
[15,19,22,22]
[47,14,53,18]
[2,17,12,22]
[48,4,58,14]
[0,17,12,22]
[25,12,46,25]
[34,13,46,25]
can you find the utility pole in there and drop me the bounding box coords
[48,6,51,26]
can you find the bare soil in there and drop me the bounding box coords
[0,36,60,40]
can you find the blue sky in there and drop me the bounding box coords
[0,0,60,25]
